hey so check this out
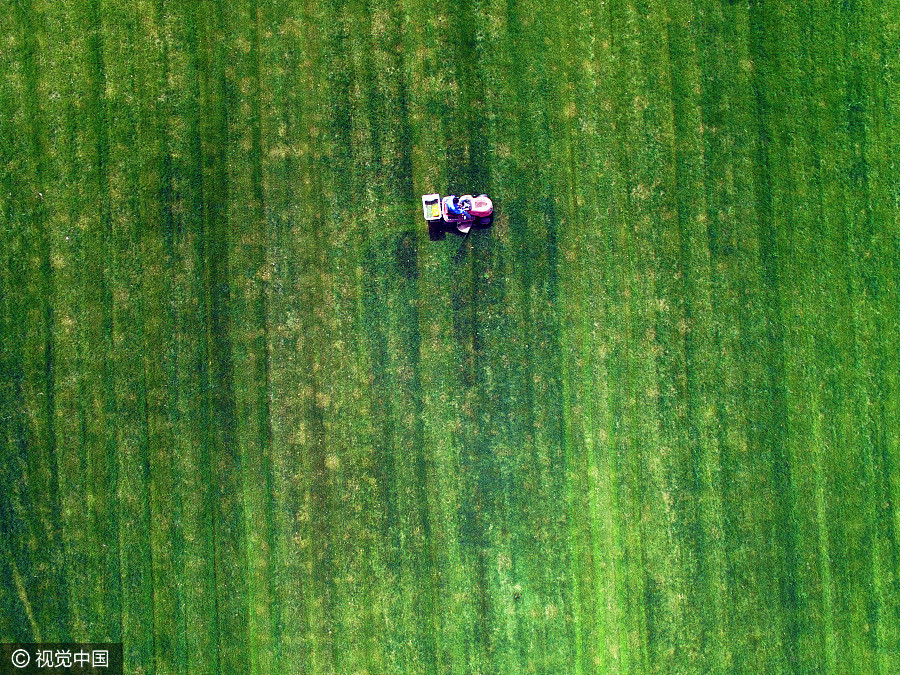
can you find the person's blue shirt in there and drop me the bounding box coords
[447,197,471,215]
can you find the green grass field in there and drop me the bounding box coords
[2,0,899,672]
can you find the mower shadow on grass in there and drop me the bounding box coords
[428,212,495,241]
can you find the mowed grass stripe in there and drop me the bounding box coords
[746,0,809,667]
[169,3,233,671]
[860,0,900,667]
[89,0,142,648]
[853,3,900,665]
[317,3,405,668]
[279,3,365,669]
[317,4,389,671]
[551,2,591,669]
[556,2,627,670]
[357,7,428,665]
[604,0,661,670]
[787,3,853,669]
[49,0,81,641]
[83,0,125,642]
[708,4,779,670]
[453,0,535,670]
[643,0,735,666]
[146,3,195,670]
[1,0,68,645]
[113,9,166,672]
[774,4,871,670]
[704,4,784,670]
[403,3,479,670]
[0,13,29,642]
[778,3,832,668]
[39,0,118,646]
[41,0,99,646]
[832,0,893,667]
[225,0,281,672]
[575,4,642,671]
[568,2,638,670]
[638,0,717,667]
[183,84,223,675]
[260,2,321,670]
[362,5,440,666]
[407,1,496,671]
[467,3,534,662]
[107,2,162,668]
[675,0,732,664]
[9,11,56,637]
[0,8,22,629]
[502,1,579,670]
[796,5,847,668]
[193,1,255,670]
[101,0,160,667]
[691,0,774,667]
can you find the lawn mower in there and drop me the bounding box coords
[422,193,494,240]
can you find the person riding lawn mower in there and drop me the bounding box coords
[422,193,494,240]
